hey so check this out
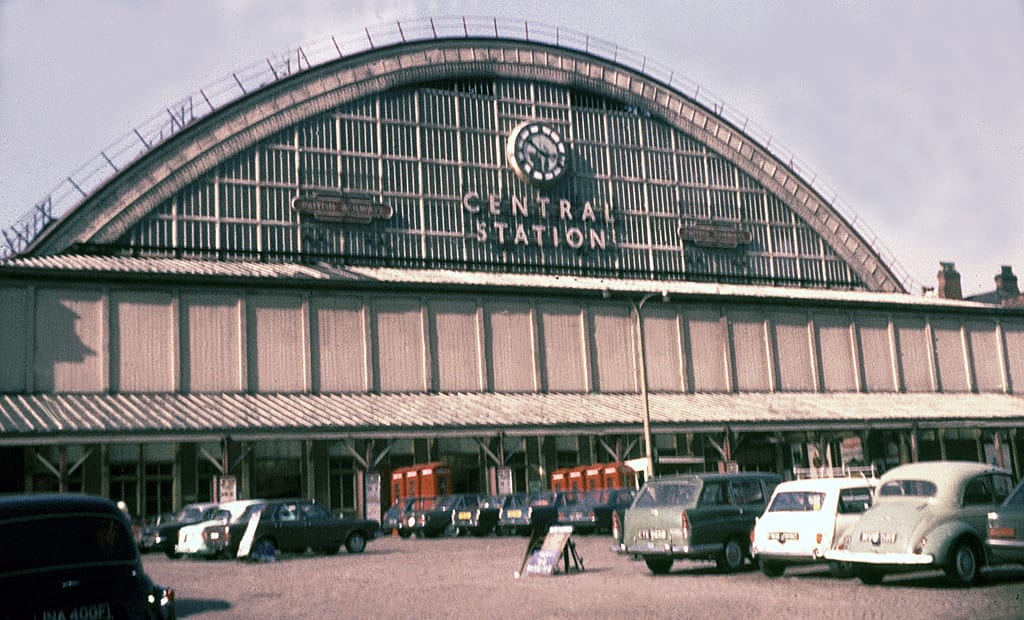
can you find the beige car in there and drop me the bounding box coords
[825,461,1013,586]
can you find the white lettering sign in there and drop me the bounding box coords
[462,191,614,251]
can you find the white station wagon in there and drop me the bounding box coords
[751,476,875,577]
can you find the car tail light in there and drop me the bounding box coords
[989,526,1016,539]
[680,511,690,538]
[816,532,823,545]
[913,537,927,555]
[611,512,621,540]
[749,529,755,543]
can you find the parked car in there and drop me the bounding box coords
[154,501,220,558]
[176,499,266,558]
[383,496,423,538]
[825,461,1014,586]
[242,498,379,559]
[0,493,175,619]
[138,512,176,552]
[555,488,634,535]
[986,477,1024,563]
[750,476,876,577]
[618,471,781,574]
[525,491,576,534]
[414,493,496,538]
[495,493,531,535]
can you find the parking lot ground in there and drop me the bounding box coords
[144,533,1024,619]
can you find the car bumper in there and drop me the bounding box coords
[823,549,934,566]
[620,541,719,558]
[985,538,1024,562]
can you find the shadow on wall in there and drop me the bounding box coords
[34,300,96,391]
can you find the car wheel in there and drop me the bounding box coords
[715,538,745,572]
[828,561,855,579]
[644,556,674,575]
[856,566,885,585]
[345,531,367,554]
[163,545,180,560]
[443,524,460,538]
[945,539,981,587]
[759,560,785,577]
[398,528,412,539]
[252,537,277,562]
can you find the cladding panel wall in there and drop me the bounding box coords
[856,315,895,392]
[374,299,426,393]
[430,299,483,392]
[485,303,536,392]
[315,298,368,393]
[113,291,175,392]
[250,294,307,392]
[588,304,635,393]
[35,288,104,392]
[1003,321,1024,394]
[685,306,727,392]
[729,311,771,392]
[932,318,969,392]
[773,312,815,391]
[816,313,857,392]
[538,303,587,392]
[643,306,684,392]
[0,287,29,391]
[967,320,1003,393]
[895,317,933,392]
[183,293,243,392]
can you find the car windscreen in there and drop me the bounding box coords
[878,479,938,497]
[767,491,826,512]
[0,515,137,576]
[632,482,700,508]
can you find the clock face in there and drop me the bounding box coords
[507,121,568,184]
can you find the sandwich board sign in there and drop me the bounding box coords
[516,526,583,577]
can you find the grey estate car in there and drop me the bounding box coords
[618,471,781,574]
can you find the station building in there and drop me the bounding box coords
[2,20,1022,522]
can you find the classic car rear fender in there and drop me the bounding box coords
[922,521,986,565]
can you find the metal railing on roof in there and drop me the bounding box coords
[0,15,917,293]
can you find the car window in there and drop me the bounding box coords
[962,477,995,506]
[837,487,873,514]
[700,482,731,506]
[878,479,938,497]
[992,474,1014,504]
[275,504,300,522]
[301,502,330,519]
[731,480,765,504]
[0,515,137,575]
[633,482,699,508]
[1004,482,1024,507]
[768,491,825,512]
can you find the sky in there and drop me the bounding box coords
[1,0,1022,296]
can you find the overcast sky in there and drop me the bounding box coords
[1,0,1022,296]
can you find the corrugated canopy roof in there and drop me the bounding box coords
[1,392,1021,445]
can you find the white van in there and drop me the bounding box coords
[750,476,875,577]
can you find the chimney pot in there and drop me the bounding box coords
[937,262,962,300]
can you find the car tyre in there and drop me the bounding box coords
[715,538,745,573]
[856,566,885,585]
[759,559,785,577]
[345,531,367,554]
[944,539,981,587]
[828,561,855,579]
[644,556,673,575]
[443,523,461,538]
[398,528,412,539]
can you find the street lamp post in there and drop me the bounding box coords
[630,291,668,480]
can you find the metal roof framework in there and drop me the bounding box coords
[2,391,1021,446]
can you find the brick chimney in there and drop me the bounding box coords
[937,262,962,300]
[996,265,1019,300]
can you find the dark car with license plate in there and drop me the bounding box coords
[0,493,175,619]
[558,488,636,535]
[206,498,378,559]
[619,472,781,574]
[415,493,498,538]
[383,496,424,538]
[495,493,531,535]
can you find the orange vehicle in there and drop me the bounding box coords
[551,462,636,492]
[389,461,453,503]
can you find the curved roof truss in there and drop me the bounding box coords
[27,32,905,293]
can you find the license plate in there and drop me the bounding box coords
[507,509,521,518]
[768,531,799,542]
[39,603,113,620]
[457,511,472,520]
[570,512,584,520]
[639,528,667,540]
[860,531,898,544]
